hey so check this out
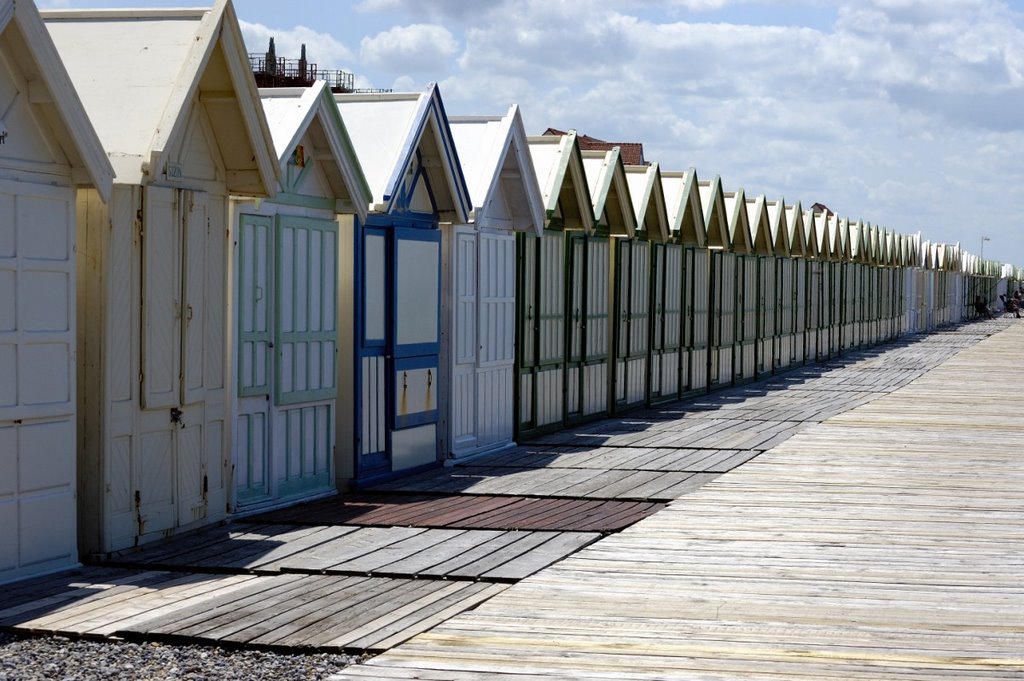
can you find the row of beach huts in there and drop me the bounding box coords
[1,0,1016,584]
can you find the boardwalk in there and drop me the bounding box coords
[337,320,1024,680]
[2,320,1022,677]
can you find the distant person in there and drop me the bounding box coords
[1000,294,1020,318]
[974,295,994,319]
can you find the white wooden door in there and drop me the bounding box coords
[451,230,478,454]
[236,214,272,502]
[0,181,78,580]
[138,187,210,538]
[475,232,515,451]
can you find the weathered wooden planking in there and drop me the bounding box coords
[112,574,510,652]
[334,323,1024,680]
[245,495,663,530]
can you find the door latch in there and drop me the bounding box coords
[170,407,184,427]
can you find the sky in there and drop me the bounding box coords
[40,0,1024,267]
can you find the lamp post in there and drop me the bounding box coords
[980,235,990,260]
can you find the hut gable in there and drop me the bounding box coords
[723,188,753,254]
[43,0,278,195]
[766,199,790,256]
[259,81,370,221]
[698,175,730,249]
[813,211,830,260]
[335,84,469,222]
[624,162,669,242]
[527,131,593,232]
[745,194,774,256]
[0,0,112,197]
[581,147,635,237]
[661,168,706,247]
[449,105,545,235]
[785,202,806,257]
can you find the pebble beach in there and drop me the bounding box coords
[0,632,361,681]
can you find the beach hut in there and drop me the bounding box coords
[578,148,634,418]
[658,169,708,399]
[746,194,775,379]
[0,0,113,583]
[767,199,793,371]
[516,131,593,437]
[700,176,733,387]
[822,212,844,355]
[785,202,809,365]
[333,85,471,485]
[724,188,755,383]
[44,0,280,555]
[445,106,544,461]
[621,162,669,408]
[810,210,833,359]
[231,81,370,509]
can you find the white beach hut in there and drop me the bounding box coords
[232,81,370,508]
[445,106,544,461]
[333,85,471,485]
[699,176,733,388]
[0,0,113,583]
[658,168,708,398]
[44,0,280,555]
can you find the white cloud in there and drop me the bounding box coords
[360,24,459,75]
[239,20,356,71]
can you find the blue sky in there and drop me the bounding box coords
[41,0,1024,266]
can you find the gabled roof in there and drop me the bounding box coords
[814,211,831,260]
[449,105,545,236]
[661,168,706,247]
[884,230,897,267]
[624,162,669,242]
[43,0,278,195]
[698,176,730,249]
[580,148,635,237]
[723,188,753,254]
[827,213,844,260]
[785,202,806,257]
[527,130,594,232]
[802,209,820,259]
[766,198,790,257]
[869,224,882,265]
[259,81,370,222]
[744,194,774,256]
[335,83,470,222]
[835,217,851,261]
[2,0,113,201]
[849,220,870,264]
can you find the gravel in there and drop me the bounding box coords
[0,632,364,681]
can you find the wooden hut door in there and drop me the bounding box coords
[613,239,649,411]
[139,186,209,538]
[391,228,442,472]
[475,232,516,450]
[650,243,683,402]
[356,226,442,479]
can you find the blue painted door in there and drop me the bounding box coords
[356,225,442,482]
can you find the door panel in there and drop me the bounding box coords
[182,191,207,405]
[141,186,180,410]
[237,215,272,397]
[391,228,441,472]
